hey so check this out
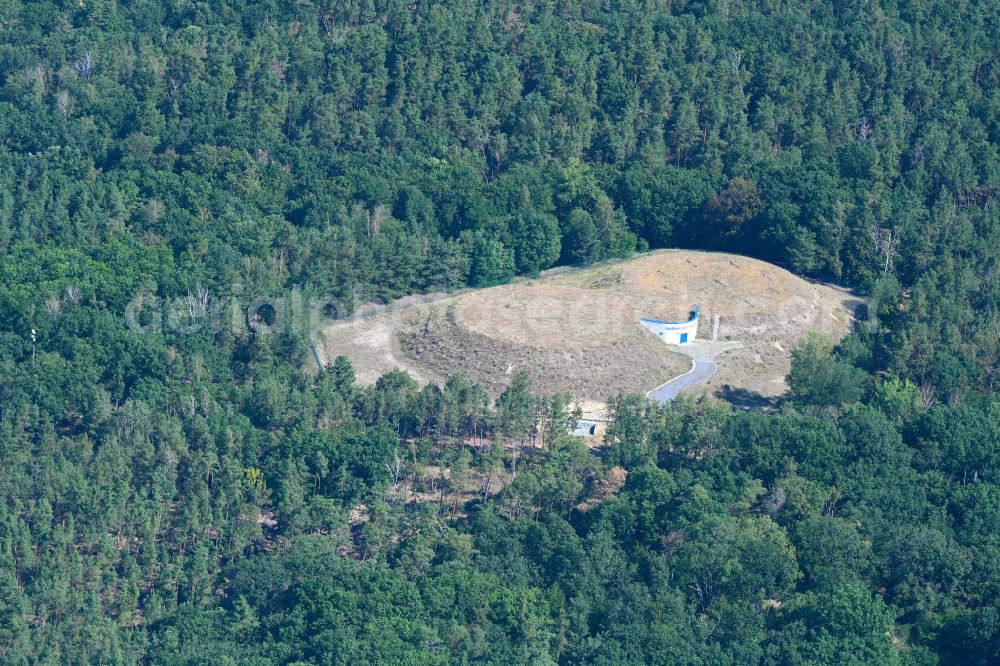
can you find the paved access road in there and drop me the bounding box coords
[648,359,718,402]
[645,340,741,403]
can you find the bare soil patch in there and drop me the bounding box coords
[316,249,863,405]
[546,250,863,399]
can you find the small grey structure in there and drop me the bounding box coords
[569,420,598,437]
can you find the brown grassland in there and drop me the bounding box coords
[316,250,863,408]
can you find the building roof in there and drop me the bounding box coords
[569,420,598,437]
[639,306,699,327]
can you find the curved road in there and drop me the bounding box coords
[648,358,718,402]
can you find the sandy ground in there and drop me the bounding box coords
[314,305,445,385]
[544,250,864,402]
[315,249,864,410]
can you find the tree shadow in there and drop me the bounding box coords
[714,384,781,410]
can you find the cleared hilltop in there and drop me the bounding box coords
[316,250,863,405]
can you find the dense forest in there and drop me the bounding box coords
[0,0,999,663]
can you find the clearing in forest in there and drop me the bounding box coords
[315,250,863,411]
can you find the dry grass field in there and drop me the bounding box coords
[315,250,864,407]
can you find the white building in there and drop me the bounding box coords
[639,307,699,345]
